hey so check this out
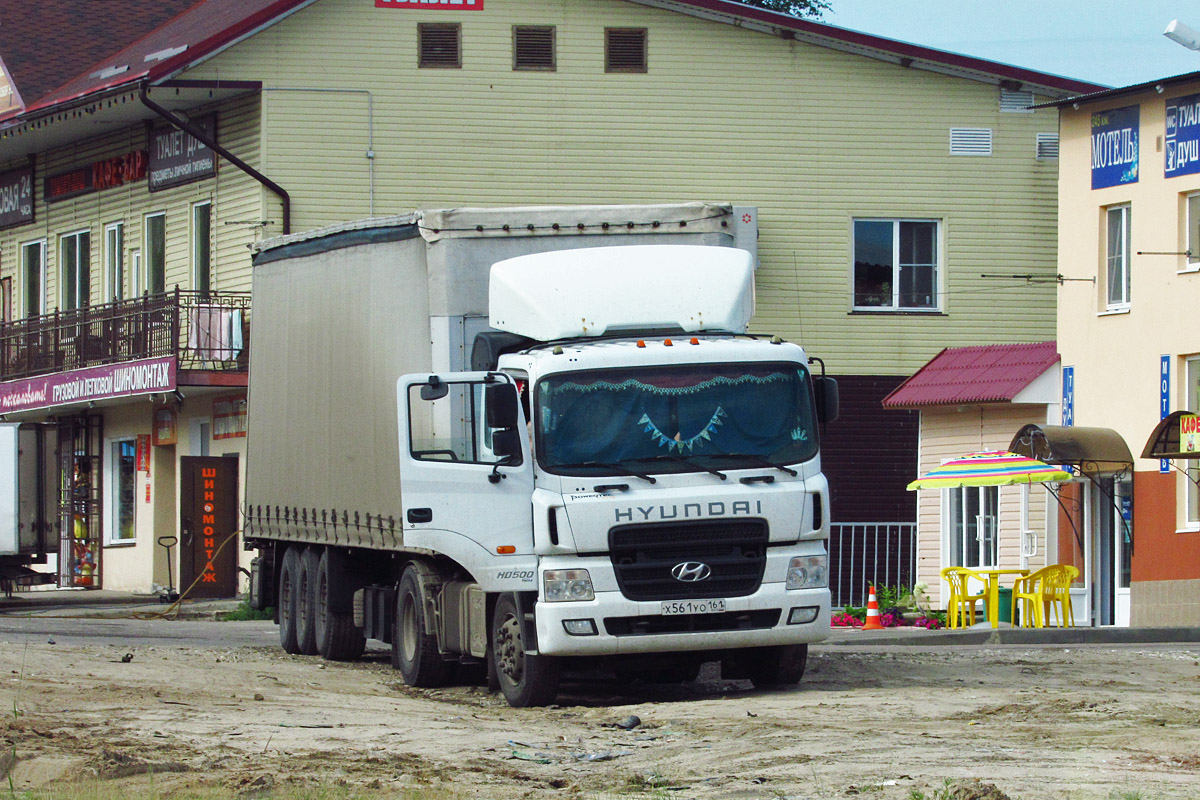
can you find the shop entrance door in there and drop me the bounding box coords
[1091,476,1132,627]
[180,456,238,598]
[58,415,102,588]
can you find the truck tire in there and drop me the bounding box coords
[277,547,302,655]
[392,566,452,687]
[747,644,808,689]
[492,593,560,707]
[295,548,321,656]
[315,549,365,662]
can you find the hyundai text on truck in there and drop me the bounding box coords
[243,203,838,707]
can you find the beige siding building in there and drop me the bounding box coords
[0,0,1097,596]
[1052,72,1200,626]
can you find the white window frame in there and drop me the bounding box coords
[59,229,92,311]
[105,437,138,545]
[191,201,212,295]
[946,485,1000,569]
[144,212,166,295]
[130,249,143,297]
[1105,204,1131,310]
[104,221,125,301]
[1187,356,1200,527]
[20,239,46,318]
[1185,193,1200,272]
[852,218,942,312]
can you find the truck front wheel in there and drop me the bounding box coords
[492,593,560,707]
[747,644,808,689]
[392,567,452,687]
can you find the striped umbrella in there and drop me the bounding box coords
[907,450,1073,491]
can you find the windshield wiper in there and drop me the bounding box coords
[709,453,798,476]
[552,461,657,484]
[629,454,727,480]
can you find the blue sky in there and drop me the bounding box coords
[822,2,1200,88]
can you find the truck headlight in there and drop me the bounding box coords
[544,569,594,602]
[786,555,828,590]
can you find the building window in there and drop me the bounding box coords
[108,439,137,543]
[1187,193,1200,270]
[1105,204,1131,309]
[192,202,211,296]
[20,240,45,317]
[513,25,555,70]
[1188,357,1200,526]
[145,212,166,295]
[1,276,10,323]
[60,230,91,311]
[948,485,998,569]
[606,28,647,73]
[104,222,124,301]
[419,23,461,68]
[853,219,940,310]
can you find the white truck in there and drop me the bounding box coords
[0,424,61,591]
[244,203,837,707]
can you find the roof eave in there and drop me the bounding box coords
[1037,69,1200,110]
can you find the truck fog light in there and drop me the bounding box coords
[544,569,595,602]
[788,606,819,625]
[786,555,828,590]
[563,618,598,636]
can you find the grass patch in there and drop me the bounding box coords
[217,600,274,622]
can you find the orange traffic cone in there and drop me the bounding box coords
[862,585,885,630]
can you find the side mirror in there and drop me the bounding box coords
[420,376,449,401]
[814,376,839,424]
[485,383,520,428]
[492,429,521,461]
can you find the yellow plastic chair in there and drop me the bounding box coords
[940,566,988,629]
[1012,564,1079,628]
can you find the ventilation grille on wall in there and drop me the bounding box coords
[606,28,647,72]
[419,23,461,68]
[950,127,993,156]
[514,26,555,70]
[1036,132,1060,160]
[1000,89,1035,112]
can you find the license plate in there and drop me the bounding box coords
[660,598,726,615]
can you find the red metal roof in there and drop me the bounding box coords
[882,341,1059,409]
[0,0,1103,127]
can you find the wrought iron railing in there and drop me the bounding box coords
[829,522,917,609]
[0,288,251,381]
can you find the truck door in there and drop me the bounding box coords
[398,372,535,562]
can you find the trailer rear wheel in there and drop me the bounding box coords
[296,548,321,656]
[747,644,808,689]
[277,547,302,655]
[392,566,452,687]
[492,593,559,707]
[315,549,365,661]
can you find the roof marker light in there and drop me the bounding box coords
[690,337,700,345]
[663,339,673,346]
[636,340,646,348]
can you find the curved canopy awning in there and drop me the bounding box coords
[1009,424,1133,477]
[1142,410,1200,459]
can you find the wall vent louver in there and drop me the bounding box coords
[950,127,993,156]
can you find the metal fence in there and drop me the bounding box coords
[829,522,917,609]
[0,288,250,381]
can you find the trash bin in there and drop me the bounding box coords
[987,587,1013,624]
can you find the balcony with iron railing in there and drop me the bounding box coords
[0,288,251,383]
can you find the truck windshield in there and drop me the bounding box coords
[536,362,818,476]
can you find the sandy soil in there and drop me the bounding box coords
[1,638,1199,799]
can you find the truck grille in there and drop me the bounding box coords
[608,520,768,601]
[604,609,780,636]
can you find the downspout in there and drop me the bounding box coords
[139,82,291,234]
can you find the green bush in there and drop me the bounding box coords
[219,599,274,621]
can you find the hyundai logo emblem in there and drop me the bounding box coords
[671,561,712,582]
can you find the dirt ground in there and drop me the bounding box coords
[2,636,1199,799]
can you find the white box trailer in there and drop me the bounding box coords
[0,423,60,590]
[244,203,836,706]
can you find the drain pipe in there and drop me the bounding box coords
[139,83,291,235]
